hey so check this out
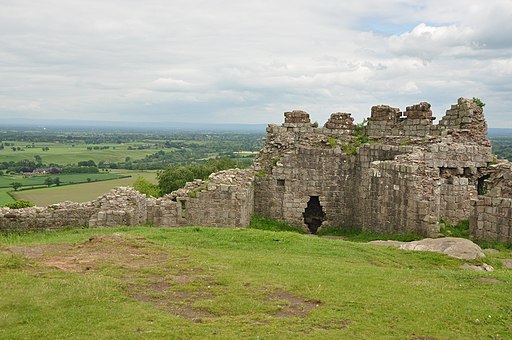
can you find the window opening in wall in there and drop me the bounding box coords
[303,196,325,234]
[277,179,285,187]
[477,175,490,195]
[179,199,187,218]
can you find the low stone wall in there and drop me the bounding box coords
[0,169,256,233]
[0,202,95,232]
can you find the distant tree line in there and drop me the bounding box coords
[0,130,263,174]
[491,137,512,161]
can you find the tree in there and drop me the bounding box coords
[44,177,53,187]
[10,182,22,191]
[78,160,96,167]
[133,176,160,197]
[54,177,61,186]
[34,155,42,164]
[157,158,239,195]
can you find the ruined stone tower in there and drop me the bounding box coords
[253,98,493,237]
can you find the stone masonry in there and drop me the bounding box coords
[0,97,510,243]
[253,98,496,238]
[0,169,254,232]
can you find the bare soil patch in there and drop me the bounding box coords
[473,277,503,284]
[268,291,322,317]
[7,233,216,320]
[9,233,169,272]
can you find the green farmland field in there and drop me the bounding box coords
[0,172,125,189]
[11,170,157,205]
[0,141,155,165]
[0,188,14,206]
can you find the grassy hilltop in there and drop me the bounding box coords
[0,225,510,339]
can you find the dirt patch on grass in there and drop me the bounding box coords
[268,291,322,317]
[127,278,216,321]
[9,233,169,272]
[7,233,217,321]
[473,277,503,284]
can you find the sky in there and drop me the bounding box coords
[1,0,511,127]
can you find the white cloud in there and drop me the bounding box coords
[387,23,474,60]
[0,0,510,126]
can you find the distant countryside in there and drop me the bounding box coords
[0,126,264,206]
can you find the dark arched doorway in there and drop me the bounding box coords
[303,196,325,234]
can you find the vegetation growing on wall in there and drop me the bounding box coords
[472,97,486,108]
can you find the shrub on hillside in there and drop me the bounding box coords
[5,200,34,209]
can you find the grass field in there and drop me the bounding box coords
[0,226,510,339]
[0,188,14,206]
[11,170,157,205]
[0,141,156,165]
[0,172,125,189]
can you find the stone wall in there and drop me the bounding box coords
[470,162,512,243]
[366,98,489,145]
[0,169,255,232]
[254,98,494,236]
[0,201,95,232]
[152,169,254,228]
[471,196,512,243]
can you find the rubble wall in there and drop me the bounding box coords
[0,202,96,232]
[0,169,255,233]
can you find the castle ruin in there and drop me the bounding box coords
[1,98,511,243]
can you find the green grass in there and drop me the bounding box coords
[249,214,305,233]
[11,170,157,205]
[0,188,15,205]
[250,216,422,242]
[0,226,510,339]
[0,172,126,189]
[440,220,470,239]
[317,225,423,242]
[0,142,154,165]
